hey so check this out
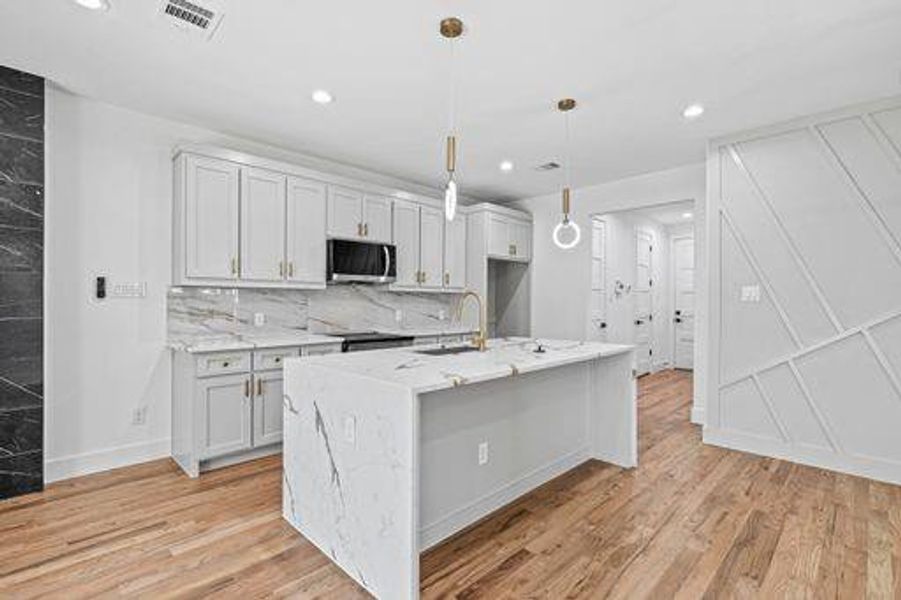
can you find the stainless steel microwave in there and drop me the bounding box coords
[326,239,397,284]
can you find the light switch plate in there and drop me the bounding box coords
[344,415,356,446]
[394,309,403,324]
[254,312,266,327]
[110,281,146,298]
[478,442,489,466]
[740,284,761,303]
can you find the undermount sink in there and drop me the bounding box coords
[414,345,482,356]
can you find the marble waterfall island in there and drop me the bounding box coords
[282,338,636,599]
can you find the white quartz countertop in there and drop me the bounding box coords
[289,337,634,394]
[169,332,344,354]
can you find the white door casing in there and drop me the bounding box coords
[672,235,695,369]
[634,229,654,375]
[589,218,608,341]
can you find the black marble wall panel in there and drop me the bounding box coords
[0,65,43,499]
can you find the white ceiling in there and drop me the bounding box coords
[629,200,696,226]
[1,1,899,201]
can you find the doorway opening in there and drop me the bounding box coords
[589,199,698,419]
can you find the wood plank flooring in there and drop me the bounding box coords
[1,370,899,598]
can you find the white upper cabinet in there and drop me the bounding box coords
[183,155,240,280]
[240,168,287,282]
[363,195,393,243]
[327,186,365,240]
[444,214,467,290]
[393,200,421,288]
[286,176,327,286]
[327,188,393,242]
[419,205,444,289]
[487,213,531,261]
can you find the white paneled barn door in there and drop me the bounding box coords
[706,96,901,485]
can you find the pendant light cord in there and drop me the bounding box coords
[564,108,572,193]
[448,39,457,138]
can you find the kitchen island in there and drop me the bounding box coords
[282,338,636,599]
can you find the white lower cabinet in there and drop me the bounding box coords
[197,373,252,459]
[172,343,341,477]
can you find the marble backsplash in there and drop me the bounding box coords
[168,284,465,345]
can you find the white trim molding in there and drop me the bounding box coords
[45,438,171,483]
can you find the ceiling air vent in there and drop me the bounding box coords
[159,0,224,39]
[534,161,561,172]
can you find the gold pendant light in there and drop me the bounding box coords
[553,98,581,250]
[440,17,463,221]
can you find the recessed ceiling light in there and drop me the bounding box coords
[311,90,334,105]
[74,0,110,10]
[499,160,514,172]
[682,212,694,219]
[682,104,705,120]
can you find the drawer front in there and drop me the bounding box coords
[253,347,301,371]
[302,343,343,357]
[195,351,252,377]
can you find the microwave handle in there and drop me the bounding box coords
[383,245,391,279]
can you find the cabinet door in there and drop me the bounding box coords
[393,200,421,287]
[487,214,510,258]
[240,168,286,282]
[444,213,467,289]
[327,186,363,240]
[286,176,327,286]
[253,371,284,447]
[184,156,240,280]
[510,220,531,261]
[363,195,393,243]
[197,374,251,459]
[419,205,444,289]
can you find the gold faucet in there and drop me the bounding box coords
[457,290,488,352]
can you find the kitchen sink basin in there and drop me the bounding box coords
[414,345,481,356]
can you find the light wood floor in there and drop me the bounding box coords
[2,370,899,598]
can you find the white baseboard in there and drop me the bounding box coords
[690,404,705,425]
[703,428,901,486]
[45,438,171,483]
[418,447,589,551]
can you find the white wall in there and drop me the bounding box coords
[705,95,901,484]
[44,86,449,481]
[513,163,707,416]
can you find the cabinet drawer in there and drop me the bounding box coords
[195,351,251,377]
[302,343,343,357]
[253,347,300,371]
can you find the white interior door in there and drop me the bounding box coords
[673,235,695,369]
[240,167,286,282]
[589,219,608,341]
[634,229,654,375]
[286,176,327,286]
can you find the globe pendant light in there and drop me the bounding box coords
[552,98,581,250]
[440,17,463,221]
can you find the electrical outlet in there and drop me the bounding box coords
[254,312,266,327]
[478,441,489,466]
[394,309,403,324]
[132,406,147,426]
[438,309,446,321]
[344,415,356,446]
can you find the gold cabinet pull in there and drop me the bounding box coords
[244,379,250,398]
[231,257,238,276]
[363,223,369,237]
[288,262,294,277]
[444,272,450,286]
[257,378,263,396]
[279,261,284,278]
[357,222,363,237]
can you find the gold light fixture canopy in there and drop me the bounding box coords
[440,17,464,39]
[557,98,577,112]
